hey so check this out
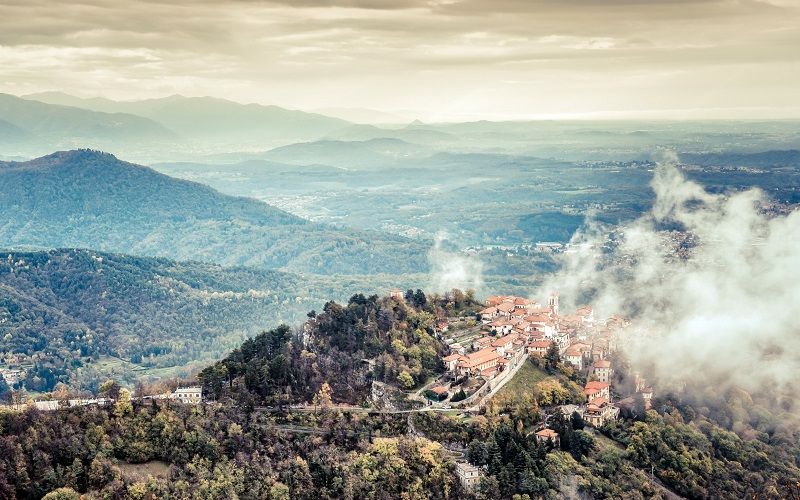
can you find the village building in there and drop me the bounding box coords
[0,368,24,385]
[487,319,514,335]
[170,386,203,404]
[552,329,571,354]
[455,462,483,490]
[479,306,498,322]
[389,289,405,301]
[484,296,508,307]
[491,333,517,357]
[528,339,554,357]
[443,353,461,372]
[429,385,449,400]
[641,387,654,409]
[457,348,502,377]
[584,397,619,427]
[548,292,559,315]
[495,302,516,317]
[584,381,610,402]
[472,336,494,351]
[592,359,612,382]
[576,305,594,327]
[563,347,584,370]
[534,428,560,447]
[450,342,466,355]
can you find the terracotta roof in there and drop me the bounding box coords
[491,333,517,347]
[525,314,550,323]
[589,396,608,407]
[496,303,515,312]
[485,296,507,306]
[431,385,449,395]
[530,340,553,348]
[443,354,462,362]
[535,428,559,438]
[460,347,502,368]
[585,381,610,391]
[593,360,611,369]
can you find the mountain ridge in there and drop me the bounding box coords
[0,149,429,275]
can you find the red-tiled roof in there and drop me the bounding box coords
[491,333,517,347]
[535,428,559,438]
[460,347,502,368]
[585,381,610,391]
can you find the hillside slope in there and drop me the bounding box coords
[0,249,414,392]
[0,150,428,274]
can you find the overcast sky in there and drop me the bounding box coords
[1,0,799,121]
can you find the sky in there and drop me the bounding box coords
[1,0,799,121]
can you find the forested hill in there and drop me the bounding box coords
[0,150,428,275]
[0,249,415,393]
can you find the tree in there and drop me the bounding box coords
[42,488,80,500]
[570,411,585,430]
[99,379,121,399]
[53,382,69,401]
[114,388,133,418]
[544,344,560,372]
[313,382,333,409]
[413,289,427,308]
[568,430,595,458]
[397,371,415,390]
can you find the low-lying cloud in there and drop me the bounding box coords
[427,231,483,294]
[541,153,800,396]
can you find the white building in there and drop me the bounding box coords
[170,386,203,404]
[455,462,483,490]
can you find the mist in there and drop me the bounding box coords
[541,154,800,396]
[427,232,484,294]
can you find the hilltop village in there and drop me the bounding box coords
[426,293,653,434]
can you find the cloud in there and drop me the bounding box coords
[427,232,484,294]
[540,155,800,396]
[0,0,798,118]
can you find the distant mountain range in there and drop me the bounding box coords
[19,92,352,148]
[0,93,176,154]
[0,149,429,274]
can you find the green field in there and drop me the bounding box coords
[495,360,550,401]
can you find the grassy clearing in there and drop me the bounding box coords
[493,359,585,406]
[494,360,550,401]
